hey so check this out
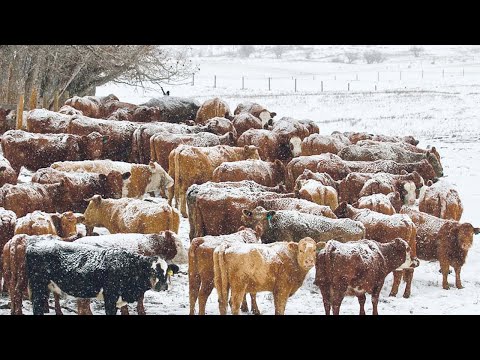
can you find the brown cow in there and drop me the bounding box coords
[334,202,419,298]
[232,113,263,136]
[294,169,339,190]
[64,94,119,118]
[237,129,299,162]
[213,238,317,315]
[234,101,277,128]
[419,181,463,221]
[170,144,260,217]
[357,140,440,161]
[295,179,338,211]
[138,96,201,123]
[195,98,231,124]
[257,198,337,219]
[186,181,291,240]
[14,210,83,240]
[204,117,237,137]
[301,134,348,156]
[314,238,416,315]
[344,132,419,146]
[354,192,402,215]
[338,171,423,205]
[0,107,13,134]
[26,109,73,134]
[0,182,64,217]
[400,207,480,290]
[32,167,128,212]
[74,231,187,315]
[51,160,171,199]
[1,130,108,173]
[0,155,18,187]
[83,195,180,236]
[297,119,320,135]
[189,228,261,315]
[0,207,16,274]
[150,131,236,171]
[58,105,83,116]
[212,159,286,188]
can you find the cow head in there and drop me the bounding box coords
[403,136,419,146]
[455,223,478,252]
[387,191,403,213]
[100,171,131,199]
[333,202,353,219]
[243,145,260,160]
[289,136,302,158]
[205,117,237,137]
[241,206,275,238]
[132,106,161,122]
[83,195,103,228]
[150,257,179,291]
[289,237,317,270]
[50,211,80,238]
[393,238,420,270]
[219,131,237,146]
[425,150,443,177]
[416,159,437,181]
[166,230,188,265]
[147,161,173,196]
[398,180,416,205]
[258,110,276,129]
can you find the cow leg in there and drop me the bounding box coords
[54,293,63,315]
[77,299,93,315]
[230,285,247,315]
[180,189,188,218]
[389,270,403,297]
[10,278,23,315]
[198,281,214,315]
[318,284,331,315]
[371,285,383,315]
[240,294,249,313]
[85,225,94,236]
[120,305,129,315]
[403,269,414,298]
[250,293,261,315]
[273,287,290,315]
[167,185,174,207]
[31,287,48,315]
[454,265,463,289]
[440,259,450,290]
[104,295,118,316]
[217,284,229,316]
[331,287,347,315]
[357,294,366,315]
[137,294,146,315]
[189,274,201,315]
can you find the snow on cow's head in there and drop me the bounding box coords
[150,257,179,291]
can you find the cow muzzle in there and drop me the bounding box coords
[410,257,420,268]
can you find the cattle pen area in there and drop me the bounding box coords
[1,45,480,315]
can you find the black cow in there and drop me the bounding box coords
[26,239,178,315]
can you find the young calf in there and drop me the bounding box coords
[418,180,463,221]
[314,238,416,315]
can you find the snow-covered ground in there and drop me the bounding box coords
[2,46,480,314]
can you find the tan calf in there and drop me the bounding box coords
[295,179,338,211]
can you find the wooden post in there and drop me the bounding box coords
[192,74,195,86]
[29,88,38,110]
[356,74,358,81]
[422,70,424,79]
[268,77,271,91]
[463,68,465,76]
[400,71,402,80]
[334,75,336,80]
[16,94,24,130]
[377,72,380,81]
[321,81,323,92]
[348,83,350,91]
[294,78,297,92]
[442,69,445,78]
[375,84,377,91]
[313,75,315,80]
[214,75,216,88]
[54,90,59,112]
[242,76,244,90]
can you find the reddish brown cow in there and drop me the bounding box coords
[234,102,276,128]
[195,98,232,124]
[334,202,419,298]
[0,155,18,187]
[400,206,480,290]
[32,167,127,212]
[314,238,416,315]
[137,96,201,123]
[301,134,348,156]
[0,207,16,276]
[1,130,108,173]
[212,159,286,188]
[357,140,440,161]
[238,129,299,162]
[344,132,419,146]
[419,181,463,221]
[354,192,402,215]
[189,228,261,315]
[26,109,73,134]
[150,131,236,171]
[0,182,65,217]
[232,113,264,136]
[294,169,338,190]
[297,119,320,135]
[64,94,119,118]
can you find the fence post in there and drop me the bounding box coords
[321,81,323,92]
[334,75,336,80]
[356,74,358,81]
[214,75,216,88]
[294,78,297,92]
[16,94,24,130]
[422,70,424,79]
[268,77,271,91]
[375,84,377,91]
[348,83,350,91]
[242,76,244,90]
[400,71,402,80]
[377,72,380,81]
[463,68,465,76]
[29,88,38,110]
[442,69,444,78]
[192,74,195,86]
[54,90,59,112]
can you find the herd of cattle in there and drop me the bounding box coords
[0,93,478,315]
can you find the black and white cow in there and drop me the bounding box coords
[26,239,178,315]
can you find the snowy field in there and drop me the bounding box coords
[2,46,480,314]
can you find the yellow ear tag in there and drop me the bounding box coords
[167,269,174,276]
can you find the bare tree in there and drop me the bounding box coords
[345,51,359,64]
[272,45,287,59]
[0,45,197,109]
[409,46,425,57]
[364,50,386,64]
[238,45,255,58]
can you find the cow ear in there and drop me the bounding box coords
[0,166,6,172]
[75,214,85,224]
[474,228,480,235]
[288,242,298,251]
[242,209,253,217]
[270,112,277,118]
[122,172,131,180]
[431,146,436,152]
[266,210,275,220]
[316,242,326,251]
[98,174,107,181]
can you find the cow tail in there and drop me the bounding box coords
[173,149,181,210]
[170,207,180,234]
[213,243,229,315]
